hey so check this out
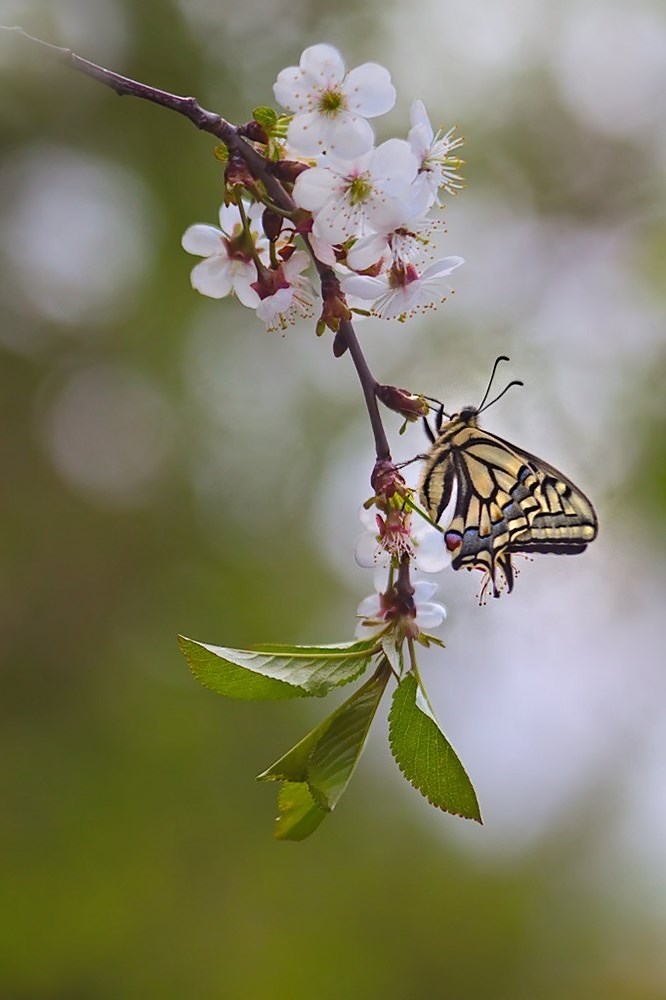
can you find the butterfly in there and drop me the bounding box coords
[418,357,598,598]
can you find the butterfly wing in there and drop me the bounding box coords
[486,432,598,552]
[419,420,598,597]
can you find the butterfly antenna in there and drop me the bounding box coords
[422,394,451,420]
[477,355,510,411]
[478,379,524,414]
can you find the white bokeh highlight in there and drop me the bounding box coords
[0,146,154,329]
[39,364,175,507]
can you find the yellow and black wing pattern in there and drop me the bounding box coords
[418,406,598,598]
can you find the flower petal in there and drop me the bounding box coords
[292,165,340,212]
[340,273,386,300]
[181,224,225,257]
[421,256,465,280]
[282,250,311,280]
[357,593,381,617]
[312,197,363,245]
[358,504,378,531]
[256,286,294,323]
[321,113,375,158]
[299,43,346,85]
[414,601,447,629]
[287,111,331,156]
[413,579,439,602]
[218,203,243,234]
[346,233,388,271]
[409,99,433,141]
[344,62,396,117]
[189,257,234,298]
[340,274,386,302]
[354,532,385,569]
[408,121,432,162]
[273,66,306,112]
[309,233,337,266]
[369,139,418,188]
[363,195,407,236]
[413,526,451,573]
[231,264,261,307]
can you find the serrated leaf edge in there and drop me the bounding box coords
[388,675,482,824]
[178,634,375,697]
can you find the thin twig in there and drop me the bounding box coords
[337,319,390,460]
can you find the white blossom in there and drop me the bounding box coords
[254,251,315,331]
[308,232,337,267]
[354,503,451,573]
[181,202,266,304]
[293,139,419,245]
[346,214,447,272]
[408,99,465,204]
[355,579,447,638]
[341,256,464,320]
[273,43,396,158]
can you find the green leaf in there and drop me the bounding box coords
[273,782,328,841]
[252,105,278,129]
[258,662,392,839]
[388,672,482,823]
[307,666,390,808]
[179,636,377,701]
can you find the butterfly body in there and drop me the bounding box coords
[419,404,598,598]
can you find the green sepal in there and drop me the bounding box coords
[258,661,392,839]
[179,636,378,701]
[388,672,482,823]
[416,631,445,649]
[213,143,229,163]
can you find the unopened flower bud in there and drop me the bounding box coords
[270,159,310,185]
[262,208,283,242]
[376,384,429,421]
[239,120,269,144]
[371,460,407,500]
[225,151,255,191]
[319,271,351,334]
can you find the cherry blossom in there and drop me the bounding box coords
[341,256,464,321]
[354,503,451,573]
[408,99,465,205]
[181,202,266,304]
[355,579,447,638]
[273,43,396,159]
[293,139,419,245]
[345,214,447,272]
[253,251,316,332]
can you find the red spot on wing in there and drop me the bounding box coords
[444,531,462,552]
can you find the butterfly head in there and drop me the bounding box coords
[456,405,480,426]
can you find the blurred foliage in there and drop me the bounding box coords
[1,0,666,997]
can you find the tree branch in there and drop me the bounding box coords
[2,24,393,463]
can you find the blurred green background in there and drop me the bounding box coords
[1,0,665,997]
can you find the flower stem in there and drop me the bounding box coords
[407,637,436,717]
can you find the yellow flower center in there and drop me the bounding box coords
[318,88,345,116]
[348,174,372,205]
